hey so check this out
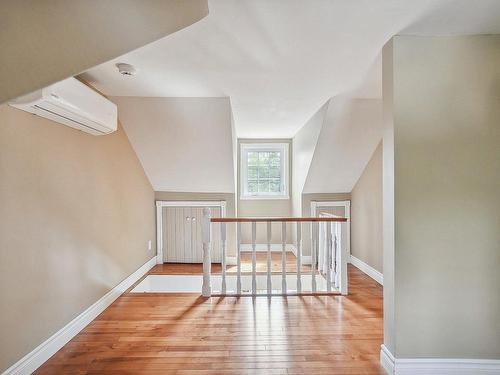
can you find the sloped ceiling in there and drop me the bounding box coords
[292,101,329,215]
[0,0,208,104]
[303,97,384,193]
[112,97,235,193]
[74,0,500,196]
[82,0,500,138]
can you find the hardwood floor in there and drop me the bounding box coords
[36,264,384,375]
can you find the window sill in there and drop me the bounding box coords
[240,195,290,201]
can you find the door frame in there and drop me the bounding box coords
[310,200,351,258]
[155,200,227,264]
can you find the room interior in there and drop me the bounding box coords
[1,1,499,374]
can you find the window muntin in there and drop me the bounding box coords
[241,143,289,199]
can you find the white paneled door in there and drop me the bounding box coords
[162,205,222,263]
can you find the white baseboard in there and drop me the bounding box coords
[230,245,311,265]
[300,255,312,265]
[240,243,294,252]
[350,255,383,285]
[380,345,500,375]
[2,256,157,375]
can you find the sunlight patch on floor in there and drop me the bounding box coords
[131,273,338,294]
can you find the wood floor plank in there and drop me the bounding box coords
[35,264,384,374]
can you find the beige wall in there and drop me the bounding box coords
[0,105,156,371]
[351,141,383,273]
[387,35,500,359]
[0,0,208,103]
[237,139,293,244]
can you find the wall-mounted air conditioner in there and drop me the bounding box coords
[9,77,117,135]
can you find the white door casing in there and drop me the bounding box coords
[311,200,351,258]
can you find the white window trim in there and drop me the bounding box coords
[240,142,289,200]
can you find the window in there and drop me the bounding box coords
[240,143,289,199]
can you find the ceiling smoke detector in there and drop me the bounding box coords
[115,63,136,76]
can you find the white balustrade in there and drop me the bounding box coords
[266,221,272,295]
[338,221,348,295]
[201,208,212,297]
[311,221,317,292]
[251,221,257,295]
[281,222,287,294]
[326,221,332,292]
[201,216,348,297]
[296,222,302,293]
[221,222,227,294]
[236,222,242,294]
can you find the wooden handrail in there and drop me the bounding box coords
[211,217,347,223]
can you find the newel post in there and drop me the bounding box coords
[202,207,212,297]
[339,221,348,295]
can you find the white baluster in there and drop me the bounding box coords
[281,222,287,294]
[296,222,302,293]
[251,221,257,295]
[202,208,212,297]
[339,221,348,295]
[311,221,317,292]
[266,221,272,295]
[333,228,338,290]
[221,222,227,295]
[326,221,332,292]
[236,222,241,294]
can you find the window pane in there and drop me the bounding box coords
[248,180,258,193]
[269,179,281,193]
[269,152,281,167]
[248,166,258,179]
[258,179,269,192]
[248,152,258,166]
[258,152,269,164]
[269,166,280,178]
[258,165,270,178]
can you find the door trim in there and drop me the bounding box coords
[310,200,351,258]
[155,200,227,264]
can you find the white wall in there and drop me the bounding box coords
[112,97,235,193]
[386,35,500,360]
[292,101,329,218]
[382,39,396,355]
[304,97,384,193]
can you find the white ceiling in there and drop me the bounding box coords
[82,0,500,139]
[0,0,208,104]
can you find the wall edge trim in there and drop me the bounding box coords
[381,344,395,374]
